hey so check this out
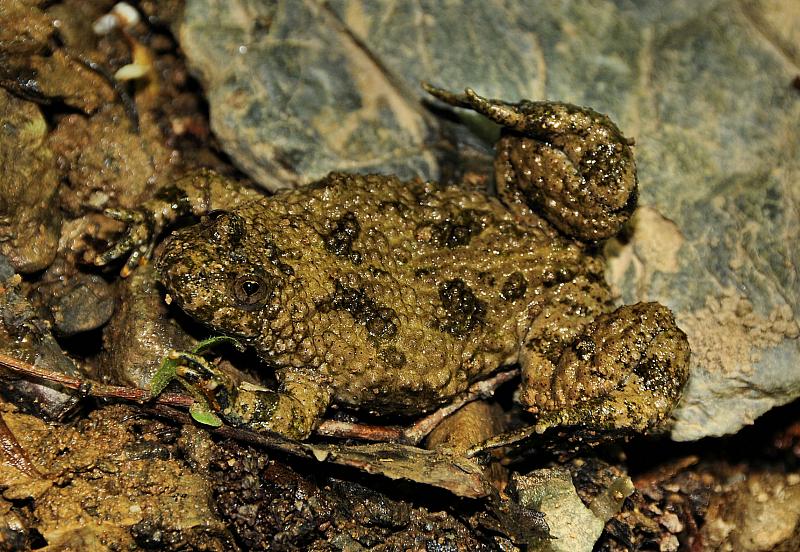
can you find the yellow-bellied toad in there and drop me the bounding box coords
[101,87,690,440]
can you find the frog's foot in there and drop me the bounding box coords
[93,207,158,276]
[92,181,206,276]
[150,340,330,440]
[424,84,638,241]
[519,302,690,433]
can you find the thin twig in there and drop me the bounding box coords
[316,369,519,444]
[314,420,403,442]
[401,369,518,445]
[632,455,700,489]
[0,352,192,407]
[1,351,518,449]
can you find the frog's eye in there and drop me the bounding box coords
[231,273,271,309]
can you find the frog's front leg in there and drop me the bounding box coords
[229,370,332,440]
[519,302,690,433]
[425,85,637,241]
[94,169,261,274]
[164,352,331,440]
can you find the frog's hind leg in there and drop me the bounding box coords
[519,302,690,433]
[424,84,638,241]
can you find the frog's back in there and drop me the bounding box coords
[241,173,597,413]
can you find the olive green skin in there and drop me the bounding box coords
[147,89,690,440]
[158,174,606,407]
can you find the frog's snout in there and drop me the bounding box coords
[153,231,210,309]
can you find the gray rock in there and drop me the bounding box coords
[180,0,440,190]
[602,1,800,440]
[509,467,632,552]
[179,0,800,440]
[47,274,115,337]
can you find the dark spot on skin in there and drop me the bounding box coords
[319,280,399,341]
[368,266,391,278]
[154,185,192,215]
[633,354,683,402]
[477,271,496,287]
[205,212,246,246]
[323,212,362,264]
[633,358,658,388]
[379,346,406,368]
[425,209,485,248]
[572,336,595,361]
[437,279,486,337]
[586,270,606,284]
[262,235,294,275]
[378,200,408,214]
[543,265,576,287]
[558,266,575,281]
[501,272,528,301]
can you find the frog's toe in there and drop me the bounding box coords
[461,88,527,129]
[423,83,524,128]
[169,351,224,384]
[520,302,690,433]
[421,82,470,107]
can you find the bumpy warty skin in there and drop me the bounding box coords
[146,90,690,440]
[156,173,611,415]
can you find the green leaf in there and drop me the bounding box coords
[189,402,223,427]
[149,356,179,398]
